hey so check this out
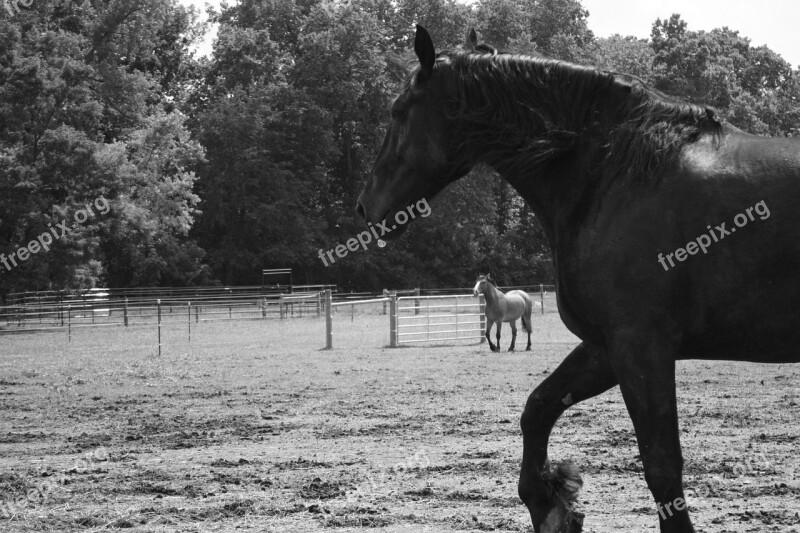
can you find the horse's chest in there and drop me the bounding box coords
[552,277,604,345]
[485,305,504,321]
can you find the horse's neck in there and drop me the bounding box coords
[463,57,624,140]
[455,60,617,243]
[484,284,504,305]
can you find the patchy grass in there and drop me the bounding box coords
[0,314,798,532]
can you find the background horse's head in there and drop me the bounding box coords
[356,25,471,239]
[473,273,494,296]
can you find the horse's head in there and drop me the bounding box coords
[356,25,472,239]
[473,273,493,297]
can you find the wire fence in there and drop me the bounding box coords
[0,285,558,340]
[0,292,323,334]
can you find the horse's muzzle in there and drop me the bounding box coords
[355,199,366,222]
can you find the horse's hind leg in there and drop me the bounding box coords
[519,342,617,532]
[523,311,532,350]
[508,320,517,351]
[610,332,694,533]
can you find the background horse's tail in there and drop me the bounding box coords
[521,295,533,333]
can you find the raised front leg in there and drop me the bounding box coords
[509,320,517,351]
[485,321,496,351]
[520,342,617,532]
[610,331,695,533]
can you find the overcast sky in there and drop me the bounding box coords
[179,0,799,68]
[581,0,799,68]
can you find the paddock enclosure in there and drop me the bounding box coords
[0,286,559,354]
[1,306,798,532]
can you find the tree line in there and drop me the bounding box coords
[1,0,797,295]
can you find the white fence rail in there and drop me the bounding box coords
[322,291,489,349]
[396,294,485,345]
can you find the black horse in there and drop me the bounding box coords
[357,25,800,533]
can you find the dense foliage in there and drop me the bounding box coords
[1,1,798,294]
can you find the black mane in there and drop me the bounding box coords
[428,48,723,182]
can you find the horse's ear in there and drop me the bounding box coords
[414,24,435,77]
[465,27,478,49]
[486,273,492,280]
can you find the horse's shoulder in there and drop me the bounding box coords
[679,126,800,180]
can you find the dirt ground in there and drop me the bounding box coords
[0,311,798,532]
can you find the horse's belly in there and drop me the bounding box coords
[682,292,800,363]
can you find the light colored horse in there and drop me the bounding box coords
[473,274,532,352]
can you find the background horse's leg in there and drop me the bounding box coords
[610,332,695,533]
[485,320,496,351]
[495,321,502,352]
[509,320,517,351]
[519,342,617,532]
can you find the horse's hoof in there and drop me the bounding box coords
[526,346,531,351]
[540,506,584,533]
[508,348,515,352]
[535,461,584,533]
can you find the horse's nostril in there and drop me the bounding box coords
[355,201,366,221]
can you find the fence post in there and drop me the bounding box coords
[540,284,544,314]
[157,299,162,357]
[426,296,431,342]
[414,287,420,315]
[188,301,191,344]
[479,295,486,343]
[262,298,267,319]
[279,294,285,319]
[324,289,333,350]
[316,292,321,317]
[123,297,129,326]
[455,296,459,339]
[389,291,398,348]
[196,303,199,323]
[67,304,71,343]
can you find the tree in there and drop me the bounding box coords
[651,14,800,135]
[190,1,337,284]
[592,35,655,82]
[0,0,208,293]
[392,0,473,50]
